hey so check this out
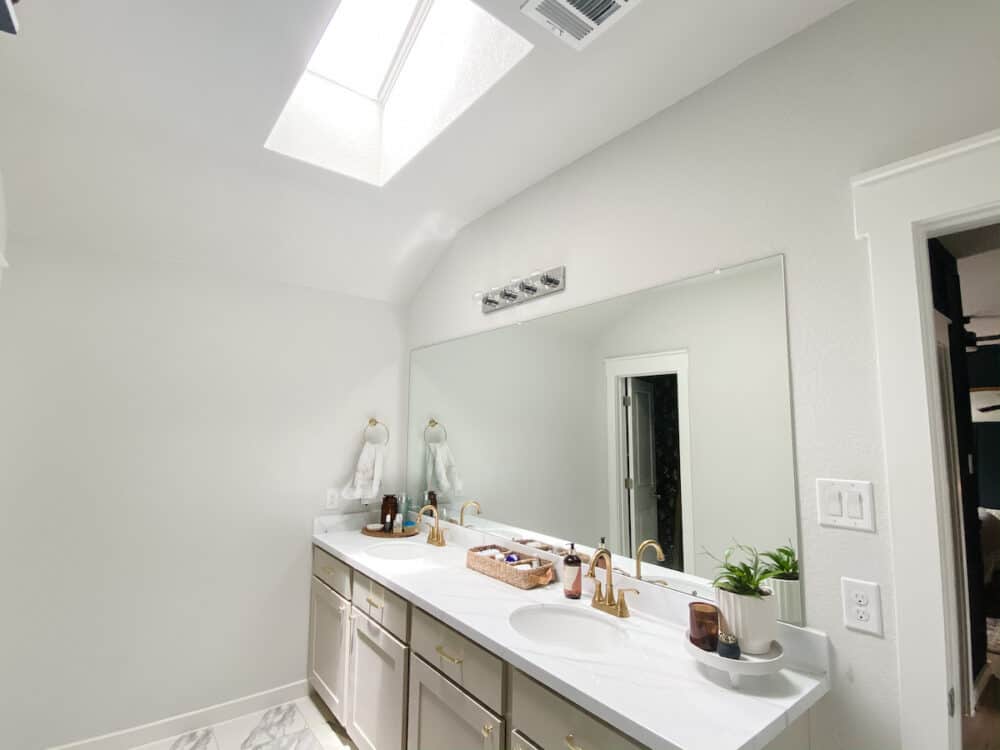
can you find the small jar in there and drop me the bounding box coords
[717,632,741,660]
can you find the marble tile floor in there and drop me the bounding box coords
[134,696,356,750]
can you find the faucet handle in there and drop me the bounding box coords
[616,588,639,618]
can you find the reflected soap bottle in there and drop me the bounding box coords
[563,543,582,600]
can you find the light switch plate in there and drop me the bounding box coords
[817,478,875,532]
[841,577,883,636]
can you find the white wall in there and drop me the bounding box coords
[406,0,1000,746]
[0,252,405,749]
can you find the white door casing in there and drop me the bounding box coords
[606,351,692,565]
[852,128,1000,750]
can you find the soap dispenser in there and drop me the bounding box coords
[563,543,582,600]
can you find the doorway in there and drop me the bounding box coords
[930,224,1000,747]
[605,351,692,567]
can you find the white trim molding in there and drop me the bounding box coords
[47,680,309,750]
[852,127,1000,750]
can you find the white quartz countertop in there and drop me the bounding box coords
[312,528,829,750]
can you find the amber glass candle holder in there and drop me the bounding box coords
[688,602,720,652]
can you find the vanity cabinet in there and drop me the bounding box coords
[346,606,409,750]
[510,669,644,750]
[307,576,351,724]
[407,654,502,750]
[410,607,504,713]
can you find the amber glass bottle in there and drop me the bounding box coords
[563,543,582,599]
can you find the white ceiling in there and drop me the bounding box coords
[0,0,853,303]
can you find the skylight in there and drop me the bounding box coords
[265,0,533,187]
[306,0,422,101]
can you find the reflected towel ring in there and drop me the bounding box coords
[364,418,390,446]
[424,418,448,442]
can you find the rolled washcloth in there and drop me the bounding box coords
[425,441,462,494]
[342,440,384,501]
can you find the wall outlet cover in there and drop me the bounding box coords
[817,478,875,532]
[841,577,883,636]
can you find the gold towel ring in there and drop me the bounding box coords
[364,418,390,446]
[423,418,448,442]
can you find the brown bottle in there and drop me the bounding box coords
[563,543,582,600]
[426,490,437,508]
[381,495,398,532]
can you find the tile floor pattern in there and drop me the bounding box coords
[134,697,356,750]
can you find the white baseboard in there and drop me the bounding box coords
[48,680,309,750]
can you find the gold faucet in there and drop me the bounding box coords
[586,548,639,618]
[459,500,481,527]
[635,539,665,580]
[417,504,445,547]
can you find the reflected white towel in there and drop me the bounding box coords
[342,441,384,501]
[426,441,462,494]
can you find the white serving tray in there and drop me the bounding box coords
[684,632,784,688]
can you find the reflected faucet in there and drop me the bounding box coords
[587,548,638,618]
[635,539,665,580]
[417,504,445,547]
[460,500,481,527]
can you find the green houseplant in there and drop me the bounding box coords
[708,544,778,654]
[763,543,803,625]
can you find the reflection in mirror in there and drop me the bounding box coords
[407,256,796,581]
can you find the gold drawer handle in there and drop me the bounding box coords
[366,596,383,609]
[482,724,494,738]
[565,734,583,750]
[435,644,463,665]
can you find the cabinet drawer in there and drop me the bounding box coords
[352,571,409,642]
[313,546,351,599]
[511,729,541,750]
[410,607,504,713]
[511,670,644,750]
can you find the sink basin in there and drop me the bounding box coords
[365,542,430,561]
[508,604,628,655]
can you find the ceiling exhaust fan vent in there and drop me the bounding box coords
[521,0,641,50]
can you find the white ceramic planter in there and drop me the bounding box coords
[716,587,778,654]
[770,577,803,626]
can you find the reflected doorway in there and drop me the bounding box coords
[606,351,693,569]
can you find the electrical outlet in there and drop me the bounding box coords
[841,577,882,636]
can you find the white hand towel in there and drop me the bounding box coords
[425,441,462,494]
[342,441,384,501]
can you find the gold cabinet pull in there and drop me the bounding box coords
[365,596,383,609]
[565,734,584,750]
[481,723,494,738]
[435,644,463,665]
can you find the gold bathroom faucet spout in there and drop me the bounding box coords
[417,504,445,547]
[587,548,638,618]
[460,500,481,527]
[635,539,665,580]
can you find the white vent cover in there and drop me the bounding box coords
[520,0,641,50]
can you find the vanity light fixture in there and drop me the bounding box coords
[479,265,565,314]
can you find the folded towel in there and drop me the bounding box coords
[425,441,462,494]
[343,440,385,501]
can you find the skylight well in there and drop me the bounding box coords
[265,0,533,187]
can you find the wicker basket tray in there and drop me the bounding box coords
[466,545,554,590]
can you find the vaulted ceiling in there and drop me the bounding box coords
[0,0,853,303]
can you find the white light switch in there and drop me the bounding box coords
[841,577,883,636]
[816,479,874,532]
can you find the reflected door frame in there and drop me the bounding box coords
[605,351,692,565]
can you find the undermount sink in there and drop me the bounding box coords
[508,604,628,655]
[365,542,430,561]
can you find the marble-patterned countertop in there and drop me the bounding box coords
[312,524,829,750]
